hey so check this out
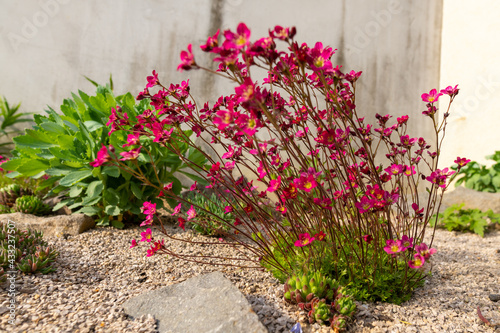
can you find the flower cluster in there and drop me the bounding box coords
[383,235,436,269]
[95,23,464,303]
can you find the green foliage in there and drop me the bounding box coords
[0,96,32,156]
[263,227,425,305]
[453,151,500,192]
[3,84,204,227]
[0,222,58,279]
[431,203,500,237]
[283,270,356,329]
[12,195,52,216]
[0,184,33,208]
[184,192,234,236]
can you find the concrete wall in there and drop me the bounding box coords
[439,0,500,168]
[1,0,442,148]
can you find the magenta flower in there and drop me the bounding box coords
[224,22,251,49]
[440,84,459,97]
[224,161,235,170]
[421,88,442,103]
[408,254,425,269]
[385,164,403,175]
[383,239,403,256]
[426,168,455,188]
[130,239,137,248]
[234,78,256,103]
[293,173,318,192]
[269,25,295,40]
[397,115,409,125]
[224,206,233,214]
[200,29,219,52]
[213,108,234,130]
[89,144,111,167]
[362,235,373,244]
[415,243,436,260]
[454,157,471,168]
[122,133,140,148]
[178,217,186,231]
[172,203,182,215]
[314,231,326,241]
[119,147,141,161]
[140,228,153,243]
[307,42,335,72]
[267,176,281,192]
[146,70,159,88]
[187,205,196,220]
[257,161,267,179]
[189,182,197,191]
[355,196,373,214]
[294,233,315,247]
[399,235,413,250]
[313,197,332,210]
[403,165,416,176]
[177,44,196,72]
[142,201,157,216]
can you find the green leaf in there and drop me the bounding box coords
[0,158,23,171]
[13,135,57,149]
[105,205,121,216]
[102,166,120,178]
[104,188,120,206]
[492,175,500,188]
[59,170,93,186]
[130,182,143,199]
[83,120,104,132]
[75,206,101,216]
[69,186,83,198]
[53,200,71,211]
[17,160,50,176]
[111,220,124,229]
[87,180,104,198]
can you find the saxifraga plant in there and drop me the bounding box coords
[94,24,466,306]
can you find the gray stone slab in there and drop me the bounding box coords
[122,271,268,333]
[0,212,95,237]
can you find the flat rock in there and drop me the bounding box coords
[122,271,268,333]
[0,213,95,237]
[440,186,500,213]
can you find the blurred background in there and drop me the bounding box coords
[0,0,499,168]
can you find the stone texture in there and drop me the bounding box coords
[122,271,268,333]
[440,186,500,213]
[0,213,95,237]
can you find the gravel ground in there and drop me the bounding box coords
[1,220,499,333]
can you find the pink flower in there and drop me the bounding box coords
[234,78,256,103]
[90,144,111,167]
[142,201,157,216]
[269,25,295,40]
[224,22,251,49]
[399,235,413,250]
[178,217,186,231]
[307,42,335,72]
[294,233,315,247]
[213,108,234,130]
[146,70,159,88]
[189,182,197,191]
[224,206,233,214]
[408,254,425,269]
[454,157,471,168]
[383,239,403,256]
[257,161,267,179]
[421,88,442,103]
[426,168,455,188]
[397,115,409,125]
[415,243,436,260]
[403,165,416,176]
[177,44,196,72]
[314,231,326,241]
[362,235,373,244]
[440,85,459,97]
[385,164,403,175]
[293,173,318,192]
[119,147,141,161]
[130,239,137,248]
[122,133,140,148]
[355,196,373,214]
[200,30,220,52]
[140,228,153,243]
[172,203,182,215]
[187,205,196,220]
[224,161,235,170]
[267,176,281,192]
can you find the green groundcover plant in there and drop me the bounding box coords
[452,151,500,192]
[2,82,207,228]
[92,23,465,316]
[431,203,500,237]
[0,96,32,156]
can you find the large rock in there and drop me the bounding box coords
[0,213,95,237]
[440,186,500,213]
[122,271,268,333]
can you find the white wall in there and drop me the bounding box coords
[1,0,442,148]
[439,0,500,168]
